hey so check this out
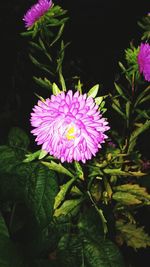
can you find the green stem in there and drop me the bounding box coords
[87,191,108,235]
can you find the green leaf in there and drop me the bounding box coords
[82,237,125,267]
[125,101,131,127]
[59,72,66,92]
[111,98,126,119]
[57,40,65,71]
[54,198,82,217]
[95,95,108,113]
[114,83,128,101]
[21,30,34,37]
[135,109,150,120]
[78,209,125,266]
[134,86,150,107]
[52,82,61,95]
[138,94,150,105]
[58,234,82,267]
[104,168,145,176]
[0,145,30,201]
[74,161,84,180]
[0,215,26,267]
[38,38,52,61]
[56,205,125,266]
[23,150,41,163]
[54,177,77,210]
[75,79,83,94]
[13,162,58,228]
[33,76,52,90]
[113,184,150,204]
[34,93,45,102]
[58,232,125,267]
[87,84,99,98]
[29,54,54,75]
[87,191,108,235]
[38,149,48,159]
[0,146,20,173]
[42,160,74,178]
[116,220,150,249]
[50,23,65,47]
[78,207,105,237]
[118,61,126,72]
[128,120,150,152]
[29,41,43,52]
[95,96,103,106]
[5,162,58,228]
[112,192,142,205]
[8,127,29,150]
[113,183,150,206]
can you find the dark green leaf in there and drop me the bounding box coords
[83,237,125,267]
[8,127,29,150]
[23,163,58,228]
[0,215,26,267]
[134,86,150,107]
[57,232,125,267]
[29,54,54,75]
[111,98,126,119]
[135,109,150,120]
[114,83,128,101]
[0,146,20,173]
[128,120,150,152]
[33,76,52,90]
[50,24,65,46]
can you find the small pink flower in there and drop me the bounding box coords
[23,0,53,28]
[137,43,150,82]
[30,90,110,163]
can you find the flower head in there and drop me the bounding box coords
[31,90,110,163]
[23,0,52,28]
[137,43,150,81]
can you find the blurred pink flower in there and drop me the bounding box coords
[108,141,116,148]
[23,0,52,28]
[137,43,150,82]
[30,90,110,163]
[141,159,150,171]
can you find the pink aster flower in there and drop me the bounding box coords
[137,43,150,82]
[30,90,110,163]
[23,0,53,28]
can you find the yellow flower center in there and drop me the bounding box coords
[66,126,76,140]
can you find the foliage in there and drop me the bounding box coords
[0,3,150,267]
[138,13,150,40]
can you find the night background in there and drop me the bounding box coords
[0,1,150,266]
